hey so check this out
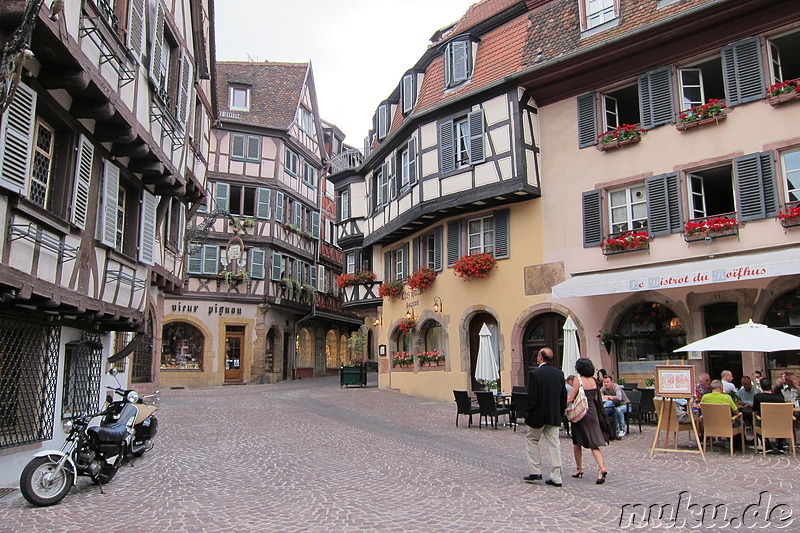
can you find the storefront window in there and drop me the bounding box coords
[325,330,339,368]
[162,322,204,370]
[297,328,313,368]
[763,289,800,373]
[615,302,686,364]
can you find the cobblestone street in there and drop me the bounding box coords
[0,376,796,532]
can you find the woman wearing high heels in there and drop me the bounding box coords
[567,358,611,484]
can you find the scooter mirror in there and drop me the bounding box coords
[109,368,118,376]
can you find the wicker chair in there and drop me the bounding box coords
[453,390,480,428]
[509,392,529,432]
[699,403,745,456]
[475,391,510,429]
[754,403,796,458]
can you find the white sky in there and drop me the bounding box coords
[214,0,477,146]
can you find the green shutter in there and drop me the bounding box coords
[256,188,271,219]
[582,190,603,248]
[187,247,202,274]
[202,245,218,275]
[214,182,229,211]
[250,249,265,279]
[275,191,284,222]
[247,135,260,161]
[271,252,283,281]
[311,212,320,239]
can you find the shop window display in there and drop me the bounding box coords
[162,322,204,370]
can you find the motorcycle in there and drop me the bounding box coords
[19,371,159,507]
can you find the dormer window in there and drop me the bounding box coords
[402,72,417,114]
[377,103,391,140]
[229,85,250,111]
[581,0,618,31]
[444,39,474,88]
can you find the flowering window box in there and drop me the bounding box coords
[596,124,645,152]
[767,78,800,107]
[600,230,650,256]
[453,253,497,281]
[675,99,728,131]
[778,202,800,229]
[683,214,738,242]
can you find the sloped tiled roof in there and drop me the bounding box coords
[446,0,525,39]
[215,61,309,130]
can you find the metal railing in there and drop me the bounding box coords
[329,148,364,174]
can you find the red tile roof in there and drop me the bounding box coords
[447,0,525,38]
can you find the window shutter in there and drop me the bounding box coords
[71,134,94,229]
[439,120,454,174]
[214,182,229,211]
[311,212,320,239]
[203,245,218,274]
[384,251,391,281]
[176,51,193,129]
[250,249,265,279]
[231,134,245,159]
[402,74,414,114]
[197,189,209,213]
[735,151,778,221]
[187,248,202,274]
[468,109,485,164]
[139,189,157,265]
[317,265,325,291]
[639,66,674,130]
[577,92,598,148]
[0,81,36,194]
[451,41,468,84]
[148,0,165,85]
[582,189,603,248]
[176,202,186,253]
[433,226,443,272]
[100,161,120,248]
[271,252,283,281]
[493,209,510,259]
[275,191,285,222]
[127,0,146,61]
[722,37,765,106]
[447,220,461,267]
[378,104,388,139]
[412,237,420,273]
[247,135,260,161]
[309,263,317,289]
[408,138,417,183]
[402,242,410,279]
[294,200,302,228]
[381,162,390,204]
[646,173,682,236]
[256,187,271,219]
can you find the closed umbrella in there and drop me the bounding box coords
[674,320,800,353]
[561,315,580,376]
[475,324,500,384]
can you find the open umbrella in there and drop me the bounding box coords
[561,315,580,376]
[475,324,500,384]
[674,320,800,353]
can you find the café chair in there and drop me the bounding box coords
[453,390,480,428]
[509,392,529,432]
[475,391,510,429]
[699,403,745,456]
[621,382,638,391]
[625,389,643,434]
[639,388,656,423]
[654,398,698,449]
[753,403,796,458]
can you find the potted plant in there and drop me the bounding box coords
[346,334,367,356]
[484,380,499,395]
[676,99,728,131]
[683,215,738,242]
[596,124,645,151]
[397,316,417,333]
[340,357,367,387]
[766,78,800,107]
[221,270,251,288]
[379,280,404,299]
[392,351,414,368]
[600,231,649,255]
[299,283,316,303]
[453,253,497,281]
[407,267,437,292]
[280,278,300,299]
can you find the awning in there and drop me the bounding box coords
[551,248,800,299]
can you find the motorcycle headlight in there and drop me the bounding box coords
[126,390,139,403]
[62,418,74,433]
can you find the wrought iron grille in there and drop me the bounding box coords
[131,321,153,384]
[0,316,60,450]
[62,333,103,417]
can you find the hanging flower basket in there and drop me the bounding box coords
[397,316,417,333]
[596,124,645,151]
[379,280,404,299]
[453,253,497,281]
[766,78,800,107]
[675,99,729,131]
[407,267,437,292]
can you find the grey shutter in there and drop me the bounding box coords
[100,161,120,248]
[176,203,186,253]
[408,138,417,183]
[187,247,202,274]
[646,173,682,236]
[389,157,396,199]
[256,187,271,219]
[433,226,443,272]
[176,51,193,129]
[0,81,36,194]
[439,120,454,174]
[378,105,388,138]
[127,0,146,61]
[250,249,265,279]
[493,209,510,259]
[139,189,157,265]
[582,189,603,248]
[317,265,325,291]
[402,242,410,279]
[446,220,461,267]
[468,109,485,164]
[71,134,94,229]
[412,237,420,273]
[577,92,598,148]
[275,191,285,222]
[148,0,165,85]
[247,135,260,161]
[639,66,674,130]
[214,182,229,211]
[722,37,765,106]
[231,134,245,159]
[384,251,391,281]
[294,200,302,228]
[381,162,390,204]
[311,212,320,239]
[202,245,218,274]
[271,252,283,280]
[403,74,414,114]
[735,151,778,221]
[309,263,317,289]
[451,41,468,84]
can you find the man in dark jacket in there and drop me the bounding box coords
[524,347,567,487]
[753,378,787,453]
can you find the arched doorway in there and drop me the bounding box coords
[469,312,498,390]
[615,302,686,384]
[762,287,800,383]
[522,313,565,385]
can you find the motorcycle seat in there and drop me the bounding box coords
[89,404,136,442]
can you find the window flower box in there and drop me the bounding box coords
[337,271,377,289]
[417,349,445,366]
[596,124,645,151]
[675,99,728,131]
[407,267,436,292]
[392,351,414,368]
[778,202,800,228]
[683,214,738,242]
[600,230,650,255]
[453,253,497,281]
[378,280,404,299]
[767,78,800,107]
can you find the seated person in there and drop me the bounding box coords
[736,375,758,427]
[753,378,788,453]
[700,379,741,427]
[721,370,737,394]
[601,376,629,438]
[695,373,712,402]
[774,372,798,406]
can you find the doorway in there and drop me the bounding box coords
[522,313,566,387]
[703,302,742,387]
[224,326,245,383]
[469,313,498,391]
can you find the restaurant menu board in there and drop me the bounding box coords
[655,365,695,398]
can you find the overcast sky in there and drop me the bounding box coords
[214,0,476,147]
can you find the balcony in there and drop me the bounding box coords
[683,213,739,243]
[329,148,363,175]
[342,281,383,310]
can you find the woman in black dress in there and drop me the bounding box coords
[567,357,611,484]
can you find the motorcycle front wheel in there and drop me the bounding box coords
[20,456,74,507]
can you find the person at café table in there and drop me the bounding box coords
[601,376,629,439]
[736,375,758,428]
[753,378,788,453]
[695,373,712,403]
[773,372,798,406]
[701,379,740,423]
[721,370,737,394]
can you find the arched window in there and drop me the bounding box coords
[421,320,443,352]
[339,334,349,363]
[297,328,313,367]
[162,322,204,370]
[395,330,412,354]
[615,302,685,363]
[326,330,339,368]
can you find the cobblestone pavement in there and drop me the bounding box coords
[1,375,797,532]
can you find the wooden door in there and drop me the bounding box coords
[224,330,244,383]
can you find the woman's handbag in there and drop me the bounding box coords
[565,385,588,423]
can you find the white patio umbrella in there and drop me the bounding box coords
[674,320,800,353]
[561,315,580,376]
[475,323,500,384]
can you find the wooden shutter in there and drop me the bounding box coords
[311,212,320,239]
[0,81,36,194]
[176,203,186,253]
[202,245,218,274]
[639,66,674,130]
[247,135,260,161]
[176,51,193,129]
[127,0,146,61]
[735,151,778,221]
[722,37,765,106]
[378,104,388,139]
[148,0,165,85]
[317,265,326,291]
[309,263,317,289]
[493,209,510,259]
[577,92,598,148]
[275,191,285,222]
[439,120,455,174]
[231,134,245,159]
[412,237,420,273]
[71,134,94,229]
[402,242,410,279]
[100,161,120,248]
[408,138,417,183]
[451,41,468,84]
[468,109,485,164]
[271,252,283,280]
[250,249,265,279]
[381,162,390,204]
[433,226,443,272]
[384,251,391,281]
[294,200,302,228]
[256,187,271,219]
[646,173,682,236]
[214,182,229,211]
[446,220,461,267]
[187,247,202,274]
[582,189,603,248]
[402,74,414,114]
[139,189,157,265]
